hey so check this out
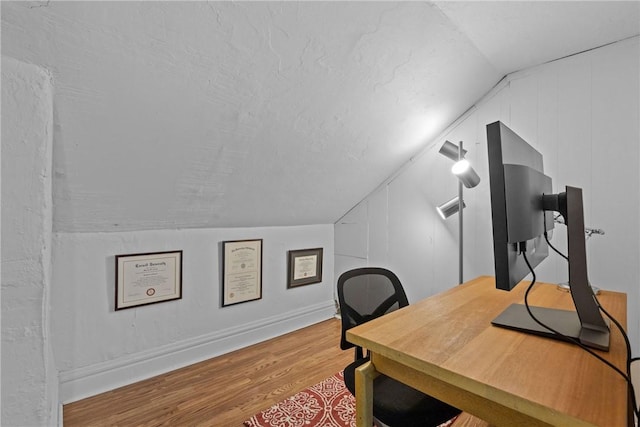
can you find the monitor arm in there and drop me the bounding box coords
[542,192,567,224]
[493,186,610,351]
[543,187,610,346]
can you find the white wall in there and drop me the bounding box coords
[1,57,58,426]
[53,225,334,403]
[1,54,337,419]
[335,37,640,351]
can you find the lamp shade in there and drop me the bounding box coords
[439,140,467,161]
[436,196,466,219]
[452,159,481,188]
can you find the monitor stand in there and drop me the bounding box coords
[492,303,610,350]
[491,186,610,351]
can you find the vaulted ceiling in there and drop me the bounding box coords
[2,1,639,232]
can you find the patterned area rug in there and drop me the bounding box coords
[243,371,458,427]
[244,371,355,427]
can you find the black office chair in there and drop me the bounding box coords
[630,357,640,425]
[337,267,461,427]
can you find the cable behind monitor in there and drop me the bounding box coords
[520,250,638,420]
[541,228,638,420]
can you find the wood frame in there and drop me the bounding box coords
[115,250,183,310]
[287,247,323,288]
[222,239,263,306]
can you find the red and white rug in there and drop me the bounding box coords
[243,371,457,427]
[244,371,355,427]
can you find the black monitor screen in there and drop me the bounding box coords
[486,121,554,291]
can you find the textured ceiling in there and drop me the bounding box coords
[2,1,639,232]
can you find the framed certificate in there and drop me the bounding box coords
[222,239,263,307]
[115,250,182,310]
[287,248,323,288]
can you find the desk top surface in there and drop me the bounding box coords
[347,276,628,427]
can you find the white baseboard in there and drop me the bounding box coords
[59,301,335,404]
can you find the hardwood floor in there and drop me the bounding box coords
[63,319,353,426]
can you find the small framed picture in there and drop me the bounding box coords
[287,248,323,288]
[222,239,263,307]
[115,250,183,310]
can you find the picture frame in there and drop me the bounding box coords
[115,250,183,310]
[222,239,263,307]
[287,248,323,288]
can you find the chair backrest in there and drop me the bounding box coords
[337,267,409,351]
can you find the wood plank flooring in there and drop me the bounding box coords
[63,319,353,426]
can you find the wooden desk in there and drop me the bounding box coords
[346,276,628,427]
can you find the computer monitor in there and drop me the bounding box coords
[486,121,610,351]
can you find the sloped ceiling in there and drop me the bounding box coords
[2,1,639,232]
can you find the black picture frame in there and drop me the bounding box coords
[287,248,323,288]
[115,250,183,310]
[222,239,263,306]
